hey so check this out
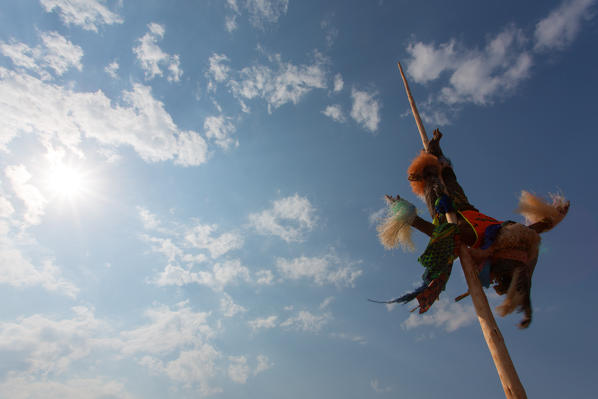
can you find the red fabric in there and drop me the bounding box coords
[459,210,502,248]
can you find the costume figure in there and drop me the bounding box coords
[376,129,569,328]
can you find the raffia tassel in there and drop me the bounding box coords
[377,198,417,252]
[516,190,569,230]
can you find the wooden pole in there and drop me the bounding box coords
[397,61,527,399]
[458,247,527,399]
[398,62,429,152]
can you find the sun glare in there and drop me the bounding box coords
[45,162,91,201]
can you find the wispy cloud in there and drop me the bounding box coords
[402,299,476,333]
[404,0,596,125]
[248,315,278,331]
[184,222,244,259]
[133,23,182,82]
[0,375,135,399]
[276,251,362,287]
[225,0,289,31]
[535,0,596,51]
[220,293,248,317]
[40,0,124,32]
[0,68,208,165]
[154,259,250,291]
[248,194,317,243]
[0,306,102,374]
[229,51,328,112]
[371,379,392,394]
[227,354,273,383]
[350,88,381,132]
[0,31,83,80]
[280,310,331,333]
[5,165,47,225]
[322,104,346,123]
[104,60,119,78]
[333,73,344,92]
[203,115,238,149]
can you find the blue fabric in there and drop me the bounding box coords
[434,194,455,214]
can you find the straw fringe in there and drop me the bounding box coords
[377,199,417,252]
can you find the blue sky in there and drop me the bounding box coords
[0,0,597,397]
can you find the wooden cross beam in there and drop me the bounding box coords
[397,62,527,399]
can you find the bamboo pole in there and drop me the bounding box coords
[397,61,527,399]
[458,247,527,399]
[397,62,458,224]
[398,62,429,152]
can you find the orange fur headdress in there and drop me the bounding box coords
[407,151,441,197]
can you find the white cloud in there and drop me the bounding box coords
[402,1,596,124]
[203,115,238,149]
[0,196,15,218]
[246,0,289,28]
[225,14,238,32]
[120,302,214,356]
[144,236,183,263]
[0,68,208,165]
[105,60,119,78]
[5,164,47,225]
[229,52,328,112]
[276,252,362,287]
[0,375,135,399]
[0,306,102,374]
[137,206,161,230]
[0,31,83,79]
[322,20,339,48]
[350,88,381,132]
[280,310,331,333]
[220,293,247,317]
[319,296,335,309]
[154,259,250,291]
[368,207,386,226]
[228,355,250,383]
[329,332,367,345]
[254,354,273,375]
[256,269,274,285]
[322,104,345,123]
[0,249,78,297]
[248,194,317,243]
[371,379,392,394]
[185,222,244,258]
[333,73,344,92]
[133,23,183,82]
[140,346,222,395]
[405,40,457,84]
[224,0,288,30]
[401,299,476,332]
[40,0,124,32]
[248,315,278,331]
[207,53,231,84]
[534,0,596,51]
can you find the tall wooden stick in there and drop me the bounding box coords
[458,247,527,399]
[398,62,429,152]
[397,62,527,399]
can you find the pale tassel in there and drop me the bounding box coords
[516,190,569,230]
[377,198,417,252]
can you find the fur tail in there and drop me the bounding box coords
[516,191,569,232]
[377,198,417,252]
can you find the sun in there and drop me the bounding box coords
[45,162,91,201]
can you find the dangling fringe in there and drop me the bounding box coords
[517,190,569,231]
[377,198,417,252]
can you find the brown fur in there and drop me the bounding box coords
[517,191,569,230]
[407,152,441,198]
